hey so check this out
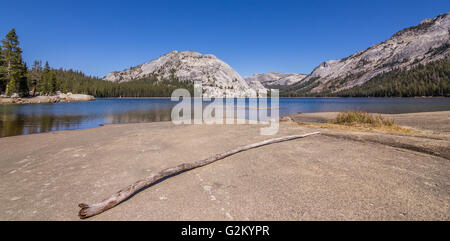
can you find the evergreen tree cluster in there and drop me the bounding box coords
[0,28,193,97]
[51,70,194,97]
[280,57,450,97]
[334,58,450,97]
[27,63,193,97]
[0,29,28,96]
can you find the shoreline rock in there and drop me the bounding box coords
[0,92,95,104]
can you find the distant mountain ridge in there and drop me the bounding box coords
[244,72,307,87]
[104,50,265,97]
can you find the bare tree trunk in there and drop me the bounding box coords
[78,132,320,219]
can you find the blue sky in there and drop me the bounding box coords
[1,0,449,78]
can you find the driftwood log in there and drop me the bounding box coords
[78,132,320,218]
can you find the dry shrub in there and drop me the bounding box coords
[318,111,418,134]
[331,111,394,127]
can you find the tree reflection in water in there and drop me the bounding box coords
[0,113,85,137]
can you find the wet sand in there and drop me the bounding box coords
[0,111,449,220]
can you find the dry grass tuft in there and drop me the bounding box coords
[326,111,417,133]
[297,111,419,134]
[331,111,394,127]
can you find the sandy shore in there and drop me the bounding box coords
[0,111,449,220]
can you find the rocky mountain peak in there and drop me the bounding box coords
[104,50,266,97]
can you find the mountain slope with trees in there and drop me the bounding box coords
[282,57,450,97]
[282,12,450,97]
[104,50,265,97]
[0,29,193,98]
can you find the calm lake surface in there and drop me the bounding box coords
[1,98,449,137]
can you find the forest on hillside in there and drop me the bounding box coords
[333,57,450,97]
[0,29,193,98]
[280,57,450,97]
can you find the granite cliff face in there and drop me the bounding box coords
[104,51,265,97]
[245,72,307,87]
[292,13,450,94]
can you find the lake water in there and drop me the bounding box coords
[1,98,449,137]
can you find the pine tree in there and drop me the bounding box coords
[38,61,51,94]
[0,48,5,94]
[18,62,28,95]
[49,70,57,93]
[29,60,42,96]
[6,76,16,96]
[1,29,28,96]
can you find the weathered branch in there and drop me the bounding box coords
[78,132,320,219]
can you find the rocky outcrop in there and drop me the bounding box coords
[65,93,95,101]
[244,78,267,92]
[293,12,450,93]
[104,51,266,97]
[0,92,95,104]
[245,72,307,87]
